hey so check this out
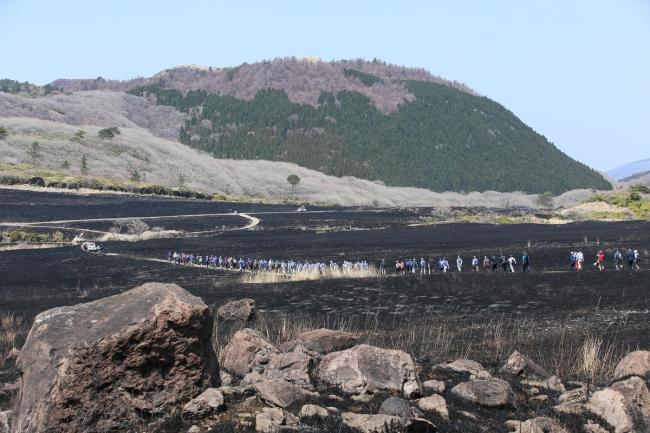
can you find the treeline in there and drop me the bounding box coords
[0,79,55,96]
[129,81,611,194]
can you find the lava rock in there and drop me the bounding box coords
[12,282,218,433]
[316,344,419,396]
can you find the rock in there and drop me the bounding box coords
[351,393,374,403]
[317,344,419,396]
[341,413,408,433]
[422,379,445,394]
[379,396,413,418]
[417,394,449,420]
[586,376,650,433]
[341,413,435,433]
[187,425,201,433]
[501,351,552,381]
[559,386,587,404]
[583,421,609,433]
[451,378,514,407]
[241,371,266,387]
[437,359,491,379]
[529,395,549,402]
[216,298,256,322]
[553,401,586,415]
[220,370,235,386]
[218,386,242,402]
[183,388,225,418]
[614,350,650,380]
[521,375,566,393]
[505,417,569,433]
[12,282,218,433]
[254,379,317,409]
[281,328,359,354]
[264,351,313,388]
[220,328,279,377]
[403,378,423,399]
[299,404,328,419]
[255,407,298,433]
[0,411,11,433]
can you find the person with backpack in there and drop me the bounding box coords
[483,255,491,272]
[628,248,636,270]
[521,252,530,272]
[507,255,517,273]
[633,249,640,270]
[472,256,480,272]
[594,250,605,272]
[500,254,508,273]
[456,255,463,272]
[613,249,623,270]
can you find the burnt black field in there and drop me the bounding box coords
[1,188,650,389]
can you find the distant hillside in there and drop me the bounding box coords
[35,58,611,194]
[609,158,650,180]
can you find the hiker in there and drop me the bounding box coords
[521,252,529,272]
[442,257,450,273]
[570,251,577,270]
[420,258,427,275]
[379,259,386,275]
[628,249,636,270]
[500,254,508,273]
[472,256,480,272]
[594,250,605,272]
[507,255,517,273]
[633,249,641,270]
[577,251,584,270]
[491,255,499,272]
[483,255,491,272]
[456,255,463,272]
[613,249,623,270]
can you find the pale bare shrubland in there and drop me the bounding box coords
[0,117,594,208]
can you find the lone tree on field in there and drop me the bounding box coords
[80,154,89,175]
[28,141,42,165]
[0,126,7,140]
[98,126,120,141]
[287,174,301,196]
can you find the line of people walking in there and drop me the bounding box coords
[571,248,641,272]
[385,252,529,275]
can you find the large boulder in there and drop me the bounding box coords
[12,282,218,433]
[0,411,10,433]
[451,378,514,408]
[316,344,419,396]
[220,328,279,377]
[280,328,359,355]
[614,351,650,380]
[212,299,257,349]
[254,379,317,409]
[585,376,650,433]
[216,298,256,322]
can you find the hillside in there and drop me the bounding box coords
[50,58,611,194]
[609,158,650,180]
[0,116,594,209]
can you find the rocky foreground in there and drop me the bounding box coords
[2,283,650,433]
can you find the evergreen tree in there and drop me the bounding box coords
[81,154,89,175]
[0,126,7,141]
[28,141,42,165]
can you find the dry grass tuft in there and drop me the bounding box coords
[241,266,381,284]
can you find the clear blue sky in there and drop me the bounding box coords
[1,0,648,172]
